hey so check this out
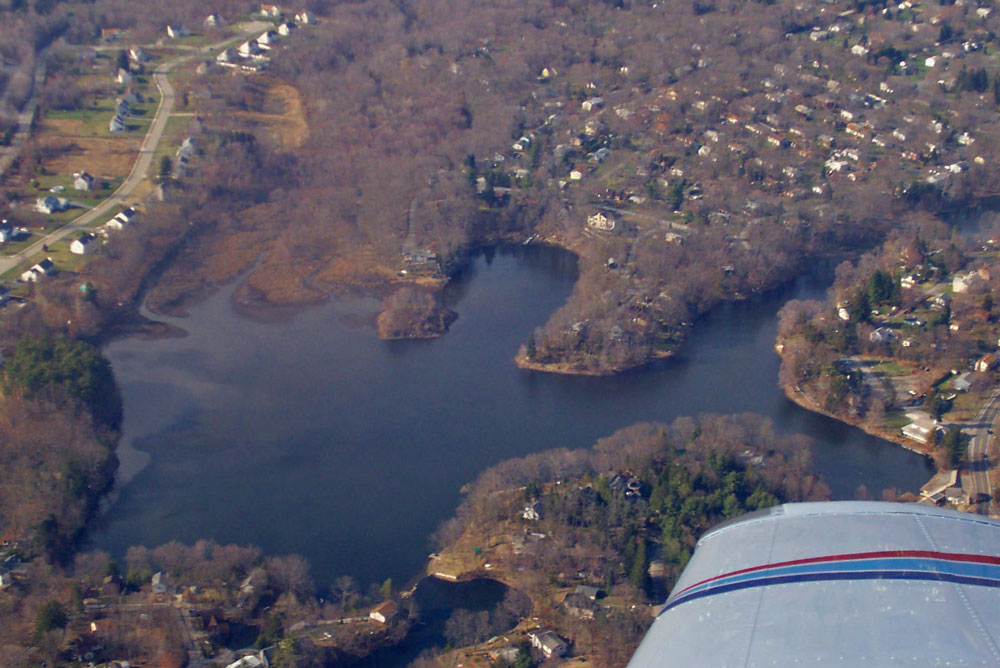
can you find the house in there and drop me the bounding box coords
[921,469,958,503]
[35,195,67,214]
[277,21,295,36]
[106,207,137,231]
[575,584,600,600]
[901,412,941,445]
[109,115,126,133]
[260,3,281,17]
[295,11,315,24]
[20,258,54,282]
[975,354,997,373]
[370,600,398,623]
[931,293,951,311]
[0,219,12,243]
[239,41,262,58]
[587,212,615,231]
[129,45,148,63]
[0,569,10,588]
[71,234,97,255]
[166,25,190,39]
[204,13,221,28]
[216,49,237,66]
[116,68,132,85]
[74,171,95,191]
[177,137,196,161]
[256,31,278,49]
[115,98,131,117]
[529,629,568,658]
[869,327,897,344]
[522,501,543,521]
[954,373,972,392]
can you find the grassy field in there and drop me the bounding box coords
[871,360,911,377]
[882,410,910,432]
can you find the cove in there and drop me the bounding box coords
[90,245,933,586]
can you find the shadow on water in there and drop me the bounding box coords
[91,244,933,590]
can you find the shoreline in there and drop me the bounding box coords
[777,376,939,495]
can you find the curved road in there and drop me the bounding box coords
[0,24,268,277]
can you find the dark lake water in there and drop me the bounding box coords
[91,245,933,587]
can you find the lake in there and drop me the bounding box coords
[90,245,933,587]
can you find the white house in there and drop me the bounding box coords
[529,630,568,658]
[128,45,148,63]
[204,13,221,28]
[70,234,96,255]
[581,97,604,111]
[20,257,54,282]
[73,171,95,191]
[587,212,615,231]
[166,25,190,39]
[117,206,137,223]
[295,11,315,24]
[238,41,262,58]
[0,219,13,243]
[0,287,9,307]
[901,412,940,445]
[369,600,398,624]
[257,31,277,48]
[105,208,135,231]
[277,21,295,36]
[109,114,126,133]
[260,3,281,17]
[116,68,132,85]
[35,195,68,214]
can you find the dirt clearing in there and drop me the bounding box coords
[234,81,309,149]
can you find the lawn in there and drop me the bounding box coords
[0,232,37,257]
[881,410,911,432]
[871,360,910,377]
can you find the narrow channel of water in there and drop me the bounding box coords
[90,245,933,586]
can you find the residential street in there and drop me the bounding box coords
[0,24,268,277]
